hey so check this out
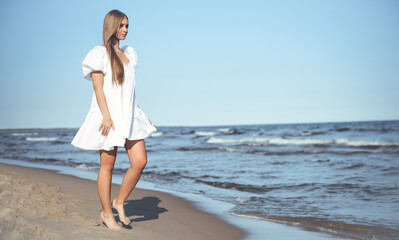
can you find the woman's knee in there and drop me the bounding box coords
[99,148,117,172]
[100,162,114,172]
[134,156,147,170]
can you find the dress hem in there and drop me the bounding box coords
[71,131,154,151]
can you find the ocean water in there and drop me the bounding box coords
[1,120,398,239]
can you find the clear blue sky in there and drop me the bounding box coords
[0,0,398,129]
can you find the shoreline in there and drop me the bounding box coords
[0,159,353,240]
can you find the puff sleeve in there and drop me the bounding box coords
[81,46,107,81]
[122,46,138,66]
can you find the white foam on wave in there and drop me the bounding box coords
[12,132,37,136]
[269,138,332,145]
[77,164,99,171]
[195,131,217,136]
[224,211,266,221]
[219,147,246,153]
[335,138,399,147]
[207,137,270,144]
[235,197,250,204]
[26,137,59,141]
[301,131,313,136]
[208,136,399,147]
[150,132,163,137]
[218,128,230,133]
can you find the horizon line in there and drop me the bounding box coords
[1,118,398,131]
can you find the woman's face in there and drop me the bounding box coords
[116,17,128,40]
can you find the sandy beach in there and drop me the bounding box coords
[0,163,246,240]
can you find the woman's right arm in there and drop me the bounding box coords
[92,71,115,136]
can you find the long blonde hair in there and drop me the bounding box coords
[103,9,128,85]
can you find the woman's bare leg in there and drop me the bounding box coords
[113,139,147,225]
[98,147,122,231]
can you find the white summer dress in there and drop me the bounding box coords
[71,45,157,151]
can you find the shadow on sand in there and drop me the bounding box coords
[113,197,168,223]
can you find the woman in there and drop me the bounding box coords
[71,9,156,231]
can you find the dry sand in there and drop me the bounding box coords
[0,163,246,240]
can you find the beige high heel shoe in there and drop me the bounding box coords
[112,199,132,228]
[100,211,122,231]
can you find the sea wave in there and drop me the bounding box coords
[207,137,399,147]
[12,132,37,136]
[218,147,263,154]
[195,180,322,193]
[177,144,373,155]
[218,128,230,133]
[76,163,99,171]
[150,132,163,137]
[301,131,314,136]
[285,131,325,137]
[195,131,217,136]
[217,128,244,135]
[207,137,270,144]
[195,179,398,196]
[269,138,332,145]
[335,138,399,147]
[235,196,250,204]
[196,179,268,193]
[143,170,194,181]
[177,146,220,151]
[219,147,247,153]
[26,137,59,141]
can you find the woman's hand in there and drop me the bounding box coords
[92,72,114,136]
[99,116,115,136]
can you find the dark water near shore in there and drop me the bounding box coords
[1,120,398,239]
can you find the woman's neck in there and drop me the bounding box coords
[112,40,120,50]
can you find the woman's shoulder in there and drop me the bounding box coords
[89,45,107,54]
[121,45,134,51]
[81,45,108,80]
[121,45,138,62]
[82,45,108,63]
